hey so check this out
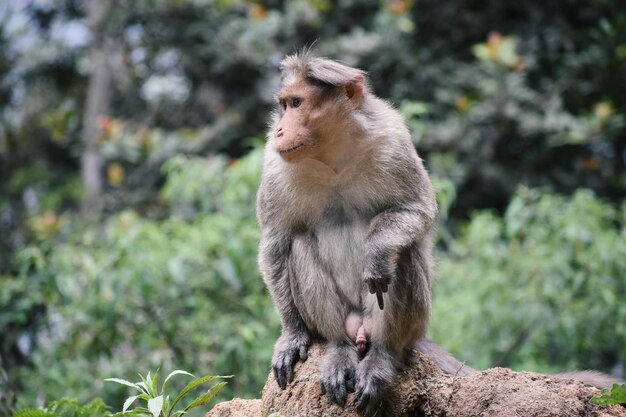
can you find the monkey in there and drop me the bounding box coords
[256,51,437,416]
[256,52,623,416]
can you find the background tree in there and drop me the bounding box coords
[80,0,113,216]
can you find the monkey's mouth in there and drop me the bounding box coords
[278,143,304,154]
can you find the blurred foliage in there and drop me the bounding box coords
[432,187,626,373]
[8,149,275,409]
[592,384,626,406]
[13,398,110,417]
[1,0,626,413]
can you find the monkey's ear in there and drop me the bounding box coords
[344,74,364,109]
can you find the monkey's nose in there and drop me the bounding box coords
[276,128,284,137]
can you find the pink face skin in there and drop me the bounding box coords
[272,81,327,163]
[272,74,364,166]
[345,312,369,352]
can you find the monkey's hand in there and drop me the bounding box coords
[272,329,311,389]
[363,251,395,310]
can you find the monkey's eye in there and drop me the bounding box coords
[291,97,301,108]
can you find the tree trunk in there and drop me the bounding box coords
[81,0,112,217]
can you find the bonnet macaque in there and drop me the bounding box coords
[256,52,437,416]
[256,52,621,417]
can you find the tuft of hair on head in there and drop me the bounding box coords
[280,50,366,89]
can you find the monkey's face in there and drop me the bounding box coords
[273,81,339,163]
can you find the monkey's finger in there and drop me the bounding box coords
[346,368,355,392]
[334,383,347,406]
[273,365,286,389]
[375,292,384,309]
[284,358,294,385]
[355,386,371,413]
[330,372,347,406]
[299,344,308,361]
[367,280,376,294]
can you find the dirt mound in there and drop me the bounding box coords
[206,343,626,417]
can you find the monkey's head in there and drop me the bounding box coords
[271,53,366,163]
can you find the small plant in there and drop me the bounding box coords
[13,398,111,417]
[105,369,231,417]
[591,384,626,407]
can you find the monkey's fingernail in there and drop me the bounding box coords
[376,292,384,309]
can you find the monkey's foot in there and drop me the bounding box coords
[354,345,397,417]
[272,329,311,390]
[319,341,359,406]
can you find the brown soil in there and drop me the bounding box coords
[206,343,626,417]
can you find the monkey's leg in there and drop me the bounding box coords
[259,233,312,390]
[319,341,359,406]
[355,248,429,416]
[289,234,362,404]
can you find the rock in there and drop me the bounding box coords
[206,343,626,417]
[206,398,261,417]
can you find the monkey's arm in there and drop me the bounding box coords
[259,230,312,389]
[364,201,437,308]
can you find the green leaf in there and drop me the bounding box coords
[105,378,146,393]
[147,395,164,417]
[183,382,228,412]
[591,384,626,406]
[137,382,151,396]
[162,395,170,417]
[151,369,160,397]
[144,372,156,397]
[123,395,140,413]
[13,409,54,417]
[162,370,195,392]
[170,375,231,411]
[111,406,152,417]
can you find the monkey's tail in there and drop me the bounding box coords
[412,338,477,377]
[550,371,624,388]
[413,339,624,388]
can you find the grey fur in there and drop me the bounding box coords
[413,339,477,377]
[257,54,437,416]
[551,371,624,387]
[281,51,365,88]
